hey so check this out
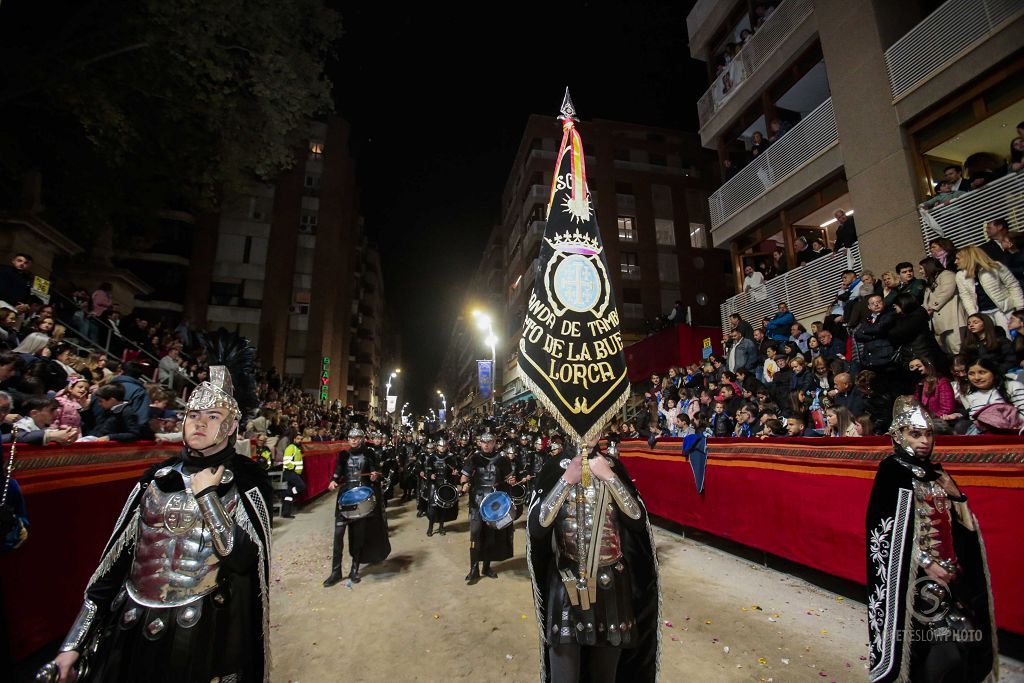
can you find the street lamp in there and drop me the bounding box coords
[384,368,400,423]
[472,310,499,414]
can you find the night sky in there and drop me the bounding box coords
[330,1,706,412]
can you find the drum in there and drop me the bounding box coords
[509,483,528,506]
[433,483,459,509]
[480,491,514,529]
[338,486,376,520]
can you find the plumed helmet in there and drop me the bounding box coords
[348,427,366,438]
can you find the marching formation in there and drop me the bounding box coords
[31,90,1003,683]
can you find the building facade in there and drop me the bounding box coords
[687,0,1024,330]
[201,118,396,410]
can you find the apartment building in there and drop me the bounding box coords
[199,118,396,410]
[686,0,1024,330]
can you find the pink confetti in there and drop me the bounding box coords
[664,620,673,627]
[671,635,680,641]
[819,672,827,677]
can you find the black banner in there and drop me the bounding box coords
[517,92,629,445]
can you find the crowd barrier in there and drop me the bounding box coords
[617,436,1024,636]
[3,437,1019,661]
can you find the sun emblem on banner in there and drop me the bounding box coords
[543,230,611,318]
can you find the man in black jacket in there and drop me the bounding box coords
[829,372,866,417]
[0,253,33,309]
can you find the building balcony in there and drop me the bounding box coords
[719,243,863,335]
[709,97,840,244]
[522,220,545,255]
[918,172,1024,250]
[884,0,1024,104]
[695,0,815,142]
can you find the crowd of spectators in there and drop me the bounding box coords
[636,217,1024,440]
[0,251,390,450]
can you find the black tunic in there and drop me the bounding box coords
[462,450,514,562]
[333,446,392,564]
[75,449,272,683]
[865,451,995,682]
[527,450,660,682]
[423,452,459,523]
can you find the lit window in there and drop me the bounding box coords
[689,223,708,249]
[309,141,324,159]
[620,252,640,278]
[618,216,637,241]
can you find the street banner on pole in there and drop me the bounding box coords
[386,395,397,414]
[477,359,493,399]
[516,90,630,446]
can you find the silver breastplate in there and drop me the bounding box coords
[127,472,239,608]
[347,453,367,488]
[555,484,623,565]
[476,458,498,488]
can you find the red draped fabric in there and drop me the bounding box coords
[623,323,723,383]
[294,441,342,502]
[618,436,1024,635]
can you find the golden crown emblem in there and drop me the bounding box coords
[545,229,602,255]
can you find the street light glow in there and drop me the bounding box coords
[485,333,498,348]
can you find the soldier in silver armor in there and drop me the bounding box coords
[423,438,459,536]
[323,427,391,587]
[459,431,516,583]
[416,439,436,517]
[866,398,996,683]
[527,433,661,682]
[44,334,272,683]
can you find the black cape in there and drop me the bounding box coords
[336,448,392,563]
[81,449,273,682]
[526,450,661,682]
[865,452,996,683]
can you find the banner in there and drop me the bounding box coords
[438,408,446,423]
[517,90,629,445]
[477,359,493,399]
[701,337,712,359]
[386,395,397,414]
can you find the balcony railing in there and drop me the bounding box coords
[522,220,545,255]
[696,0,813,128]
[918,171,1024,250]
[709,97,837,230]
[719,243,863,336]
[885,0,1024,102]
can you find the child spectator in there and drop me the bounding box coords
[13,396,59,434]
[53,376,90,431]
[709,401,735,437]
[962,357,1024,434]
[81,383,143,442]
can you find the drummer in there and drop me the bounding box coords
[323,427,392,587]
[416,439,436,518]
[424,437,460,536]
[459,431,516,584]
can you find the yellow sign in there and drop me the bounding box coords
[702,337,711,348]
[32,276,50,295]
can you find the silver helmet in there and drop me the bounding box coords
[888,396,933,458]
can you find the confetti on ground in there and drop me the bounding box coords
[705,620,713,624]
[781,659,790,665]
[433,614,440,619]
[758,658,767,665]
[752,605,762,611]
[664,620,673,627]
[723,646,730,653]
[505,654,513,660]
[671,635,680,642]
[820,629,828,635]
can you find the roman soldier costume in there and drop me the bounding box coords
[460,432,514,583]
[527,441,660,682]
[323,427,391,587]
[40,332,272,683]
[866,398,996,682]
[424,438,459,536]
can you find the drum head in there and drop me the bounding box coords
[434,484,458,508]
[509,483,527,501]
[480,491,512,522]
[340,486,373,505]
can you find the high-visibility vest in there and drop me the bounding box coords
[283,444,304,474]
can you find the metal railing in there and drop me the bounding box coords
[719,243,863,335]
[696,0,814,128]
[709,97,837,230]
[884,0,1024,102]
[918,171,1024,250]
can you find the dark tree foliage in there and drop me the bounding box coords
[0,0,343,243]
